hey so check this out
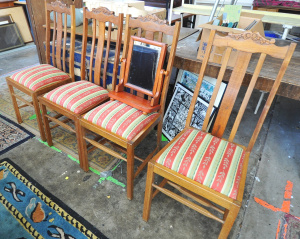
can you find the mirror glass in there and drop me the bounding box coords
[127,41,162,92]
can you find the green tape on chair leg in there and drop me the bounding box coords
[161,134,168,142]
[29,114,37,120]
[111,160,123,171]
[38,139,48,145]
[98,177,106,183]
[106,176,126,188]
[38,140,125,187]
[30,111,50,120]
[89,167,101,176]
[67,155,80,164]
[50,146,62,152]
[38,139,61,152]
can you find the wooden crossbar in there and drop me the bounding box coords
[134,146,159,179]
[106,141,144,162]
[152,184,225,224]
[13,94,34,108]
[167,181,225,214]
[50,118,72,130]
[46,115,75,133]
[83,137,127,161]
[19,103,32,109]
[152,178,168,198]
[87,136,107,153]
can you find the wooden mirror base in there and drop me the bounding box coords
[108,91,161,114]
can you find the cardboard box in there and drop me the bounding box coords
[84,0,166,19]
[144,6,166,20]
[197,13,265,67]
[91,0,166,38]
[84,0,145,12]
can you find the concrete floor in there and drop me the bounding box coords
[0,44,299,239]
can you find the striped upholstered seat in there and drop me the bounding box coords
[11,64,70,91]
[43,81,108,115]
[83,100,160,140]
[156,128,245,199]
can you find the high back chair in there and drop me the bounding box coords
[143,30,296,238]
[77,15,181,200]
[38,7,123,160]
[5,0,75,141]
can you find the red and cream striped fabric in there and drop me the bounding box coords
[83,100,159,140]
[43,81,108,114]
[156,128,245,199]
[10,64,70,91]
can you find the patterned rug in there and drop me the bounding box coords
[0,66,118,172]
[0,158,107,238]
[0,114,34,155]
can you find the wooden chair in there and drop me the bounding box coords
[5,0,76,141]
[143,30,296,238]
[77,15,181,200]
[38,7,123,163]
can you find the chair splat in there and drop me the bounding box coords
[46,0,75,80]
[81,7,123,89]
[212,51,252,138]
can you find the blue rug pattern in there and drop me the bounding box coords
[0,158,107,239]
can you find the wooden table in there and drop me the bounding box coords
[53,25,198,45]
[173,32,300,101]
[172,4,300,27]
[172,4,300,39]
[0,0,14,8]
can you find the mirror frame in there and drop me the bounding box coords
[123,35,167,97]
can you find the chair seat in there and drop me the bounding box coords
[83,100,160,140]
[43,81,108,114]
[156,129,245,199]
[10,64,70,91]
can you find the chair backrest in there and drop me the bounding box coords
[45,0,75,80]
[113,15,181,113]
[80,7,123,89]
[186,30,296,153]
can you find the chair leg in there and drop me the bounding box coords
[7,83,22,124]
[41,103,53,145]
[127,143,134,200]
[76,122,89,172]
[142,161,155,222]
[32,93,46,141]
[218,205,240,239]
[156,119,163,150]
